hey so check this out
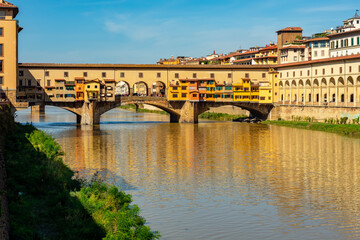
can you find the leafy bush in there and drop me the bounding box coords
[74,180,160,240]
[340,117,348,124]
[3,124,160,239]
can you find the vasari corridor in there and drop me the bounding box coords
[1,0,360,239]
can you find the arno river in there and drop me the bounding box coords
[16,107,360,240]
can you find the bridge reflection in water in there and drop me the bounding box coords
[23,108,360,240]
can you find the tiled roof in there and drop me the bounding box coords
[277,53,360,68]
[18,62,272,70]
[276,27,303,33]
[260,45,277,51]
[104,79,115,82]
[0,1,19,17]
[280,45,306,50]
[232,58,254,63]
[232,50,259,58]
[305,37,329,42]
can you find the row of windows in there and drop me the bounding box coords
[19,71,266,79]
[330,37,360,49]
[281,65,360,78]
[281,93,356,103]
[172,93,235,99]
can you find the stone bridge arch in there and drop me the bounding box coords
[151,81,166,97]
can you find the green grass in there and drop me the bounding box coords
[119,104,169,115]
[199,112,247,121]
[1,117,160,240]
[263,120,360,137]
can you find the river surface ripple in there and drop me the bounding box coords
[16,107,360,240]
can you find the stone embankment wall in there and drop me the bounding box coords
[269,104,360,121]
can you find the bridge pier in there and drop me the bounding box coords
[79,101,100,125]
[178,101,204,123]
[31,104,45,114]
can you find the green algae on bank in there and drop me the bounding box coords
[263,120,360,137]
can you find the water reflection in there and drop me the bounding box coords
[16,108,360,240]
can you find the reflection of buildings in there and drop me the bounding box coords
[56,119,360,238]
[59,126,116,174]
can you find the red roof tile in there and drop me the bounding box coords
[0,1,19,17]
[260,45,277,51]
[280,45,306,50]
[232,58,254,63]
[276,27,303,33]
[305,37,329,42]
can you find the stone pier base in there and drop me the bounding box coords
[80,101,100,125]
[31,104,45,114]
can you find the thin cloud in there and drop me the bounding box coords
[298,6,354,13]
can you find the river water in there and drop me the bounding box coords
[16,107,360,240]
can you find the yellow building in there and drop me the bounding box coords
[84,79,100,102]
[168,79,189,101]
[254,44,278,65]
[157,56,179,65]
[206,79,216,101]
[233,78,259,102]
[0,0,21,101]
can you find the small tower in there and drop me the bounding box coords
[0,0,21,103]
[276,27,303,63]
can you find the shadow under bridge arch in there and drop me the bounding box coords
[98,97,181,122]
[201,102,274,120]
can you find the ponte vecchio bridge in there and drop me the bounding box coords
[6,63,275,125]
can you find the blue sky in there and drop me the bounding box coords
[12,0,360,64]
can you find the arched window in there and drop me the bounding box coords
[341,94,345,103]
[332,94,336,102]
[324,93,327,102]
[350,94,354,103]
[316,94,319,102]
[309,93,312,102]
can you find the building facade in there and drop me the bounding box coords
[0,0,20,101]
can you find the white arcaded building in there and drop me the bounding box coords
[329,12,360,57]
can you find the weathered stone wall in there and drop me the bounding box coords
[269,104,360,121]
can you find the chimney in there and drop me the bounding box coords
[213,50,215,55]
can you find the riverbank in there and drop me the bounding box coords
[263,120,360,137]
[1,112,160,239]
[119,104,247,121]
